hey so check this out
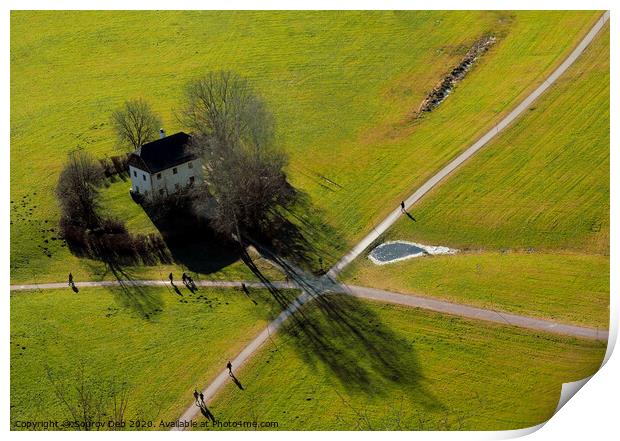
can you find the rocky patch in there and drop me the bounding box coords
[416,35,496,115]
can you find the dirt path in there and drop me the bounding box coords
[10,279,606,340]
[9,11,609,429]
[340,285,607,340]
[171,12,610,428]
[326,10,610,279]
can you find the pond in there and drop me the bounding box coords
[368,241,457,265]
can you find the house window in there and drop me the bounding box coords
[175,183,180,190]
[159,189,164,196]
[142,174,146,181]
[157,173,162,180]
[173,167,178,175]
[188,162,193,169]
[189,176,195,185]
[133,170,137,177]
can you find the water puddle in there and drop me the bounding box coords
[369,241,458,265]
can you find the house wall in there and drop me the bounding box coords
[129,165,153,197]
[129,159,203,199]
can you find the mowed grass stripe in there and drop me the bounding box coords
[10,11,600,281]
[386,23,609,254]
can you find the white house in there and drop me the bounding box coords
[127,131,202,200]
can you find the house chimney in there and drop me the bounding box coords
[159,128,166,139]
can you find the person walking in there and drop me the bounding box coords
[68,272,73,286]
[227,361,233,376]
[199,392,205,404]
[182,273,188,284]
[400,201,405,212]
[193,389,199,405]
[168,272,174,284]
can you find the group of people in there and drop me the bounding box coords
[193,388,216,422]
[193,361,235,410]
[168,272,196,290]
[193,389,205,406]
[182,272,196,290]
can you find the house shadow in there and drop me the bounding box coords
[142,196,242,276]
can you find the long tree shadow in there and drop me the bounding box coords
[68,229,165,320]
[240,250,298,311]
[285,291,442,409]
[240,198,442,409]
[251,190,347,276]
[100,258,164,321]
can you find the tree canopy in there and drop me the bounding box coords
[111,99,162,151]
[181,71,293,241]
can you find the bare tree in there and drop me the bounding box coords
[56,150,104,228]
[181,71,274,146]
[45,363,129,430]
[182,71,293,242]
[108,378,130,429]
[111,99,162,151]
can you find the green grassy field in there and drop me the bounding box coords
[99,179,160,235]
[342,251,609,328]
[10,11,601,282]
[10,11,609,432]
[341,23,609,330]
[206,297,605,430]
[384,23,609,254]
[10,285,299,429]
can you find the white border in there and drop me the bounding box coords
[3,2,617,441]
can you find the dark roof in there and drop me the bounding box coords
[127,132,196,173]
